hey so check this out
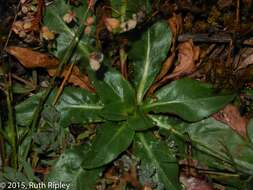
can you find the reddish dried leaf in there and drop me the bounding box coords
[33,167,51,175]
[168,14,182,39]
[180,175,214,190]
[48,66,95,92]
[6,46,59,69]
[171,40,199,77]
[213,104,247,138]
[156,53,175,82]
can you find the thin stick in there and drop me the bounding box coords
[178,33,232,43]
[53,62,75,105]
[235,0,240,29]
[3,1,21,50]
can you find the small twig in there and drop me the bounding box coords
[3,1,21,50]
[197,44,216,67]
[235,0,240,29]
[178,33,232,43]
[53,62,75,105]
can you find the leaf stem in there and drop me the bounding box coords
[5,78,18,169]
[0,114,6,169]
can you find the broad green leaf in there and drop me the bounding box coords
[133,132,181,190]
[44,0,95,61]
[82,122,135,169]
[88,67,136,121]
[247,118,253,143]
[143,78,235,122]
[15,87,103,127]
[129,21,172,104]
[151,115,253,175]
[46,146,102,190]
[128,107,153,131]
[15,90,45,127]
[56,88,103,126]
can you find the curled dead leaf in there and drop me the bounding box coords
[6,46,59,69]
[168,14,182,39]
[63,11,76,24]
[89,52,104,71]
[156,53,176,82]
[41,26,55,40]
[213,104,248,138]
[104,17,120,32]
[236,48,253,71]
[172,40,199,77]
[48,66,95,92]
[6,46,94,91]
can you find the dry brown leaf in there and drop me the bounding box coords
[213,104,247,138]
[217,0,233,9]
[156,53,176,82]
[172,40,199,77]
[7,46,59,69]
[41,26,55,40]
[104,17,120,32]
[180,175,214,190]
[63,11,76,24]
[7,46,94,91]
[236,48,253,70]
[48,66,95,92]
[168,14,182,39]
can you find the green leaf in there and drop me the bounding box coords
[56,88,103,126]
[88,67,136,121]
[82,122,135,169]
[129,21,172,104]
[151,115,253,175]
[247,118,253,143]
[15,87,103,127]
[15,90,45,127]
[46,146,102,190]
[133,132,181,190]
[44,0,95,61]
[143,78,235,122]
[128,107,153,131]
